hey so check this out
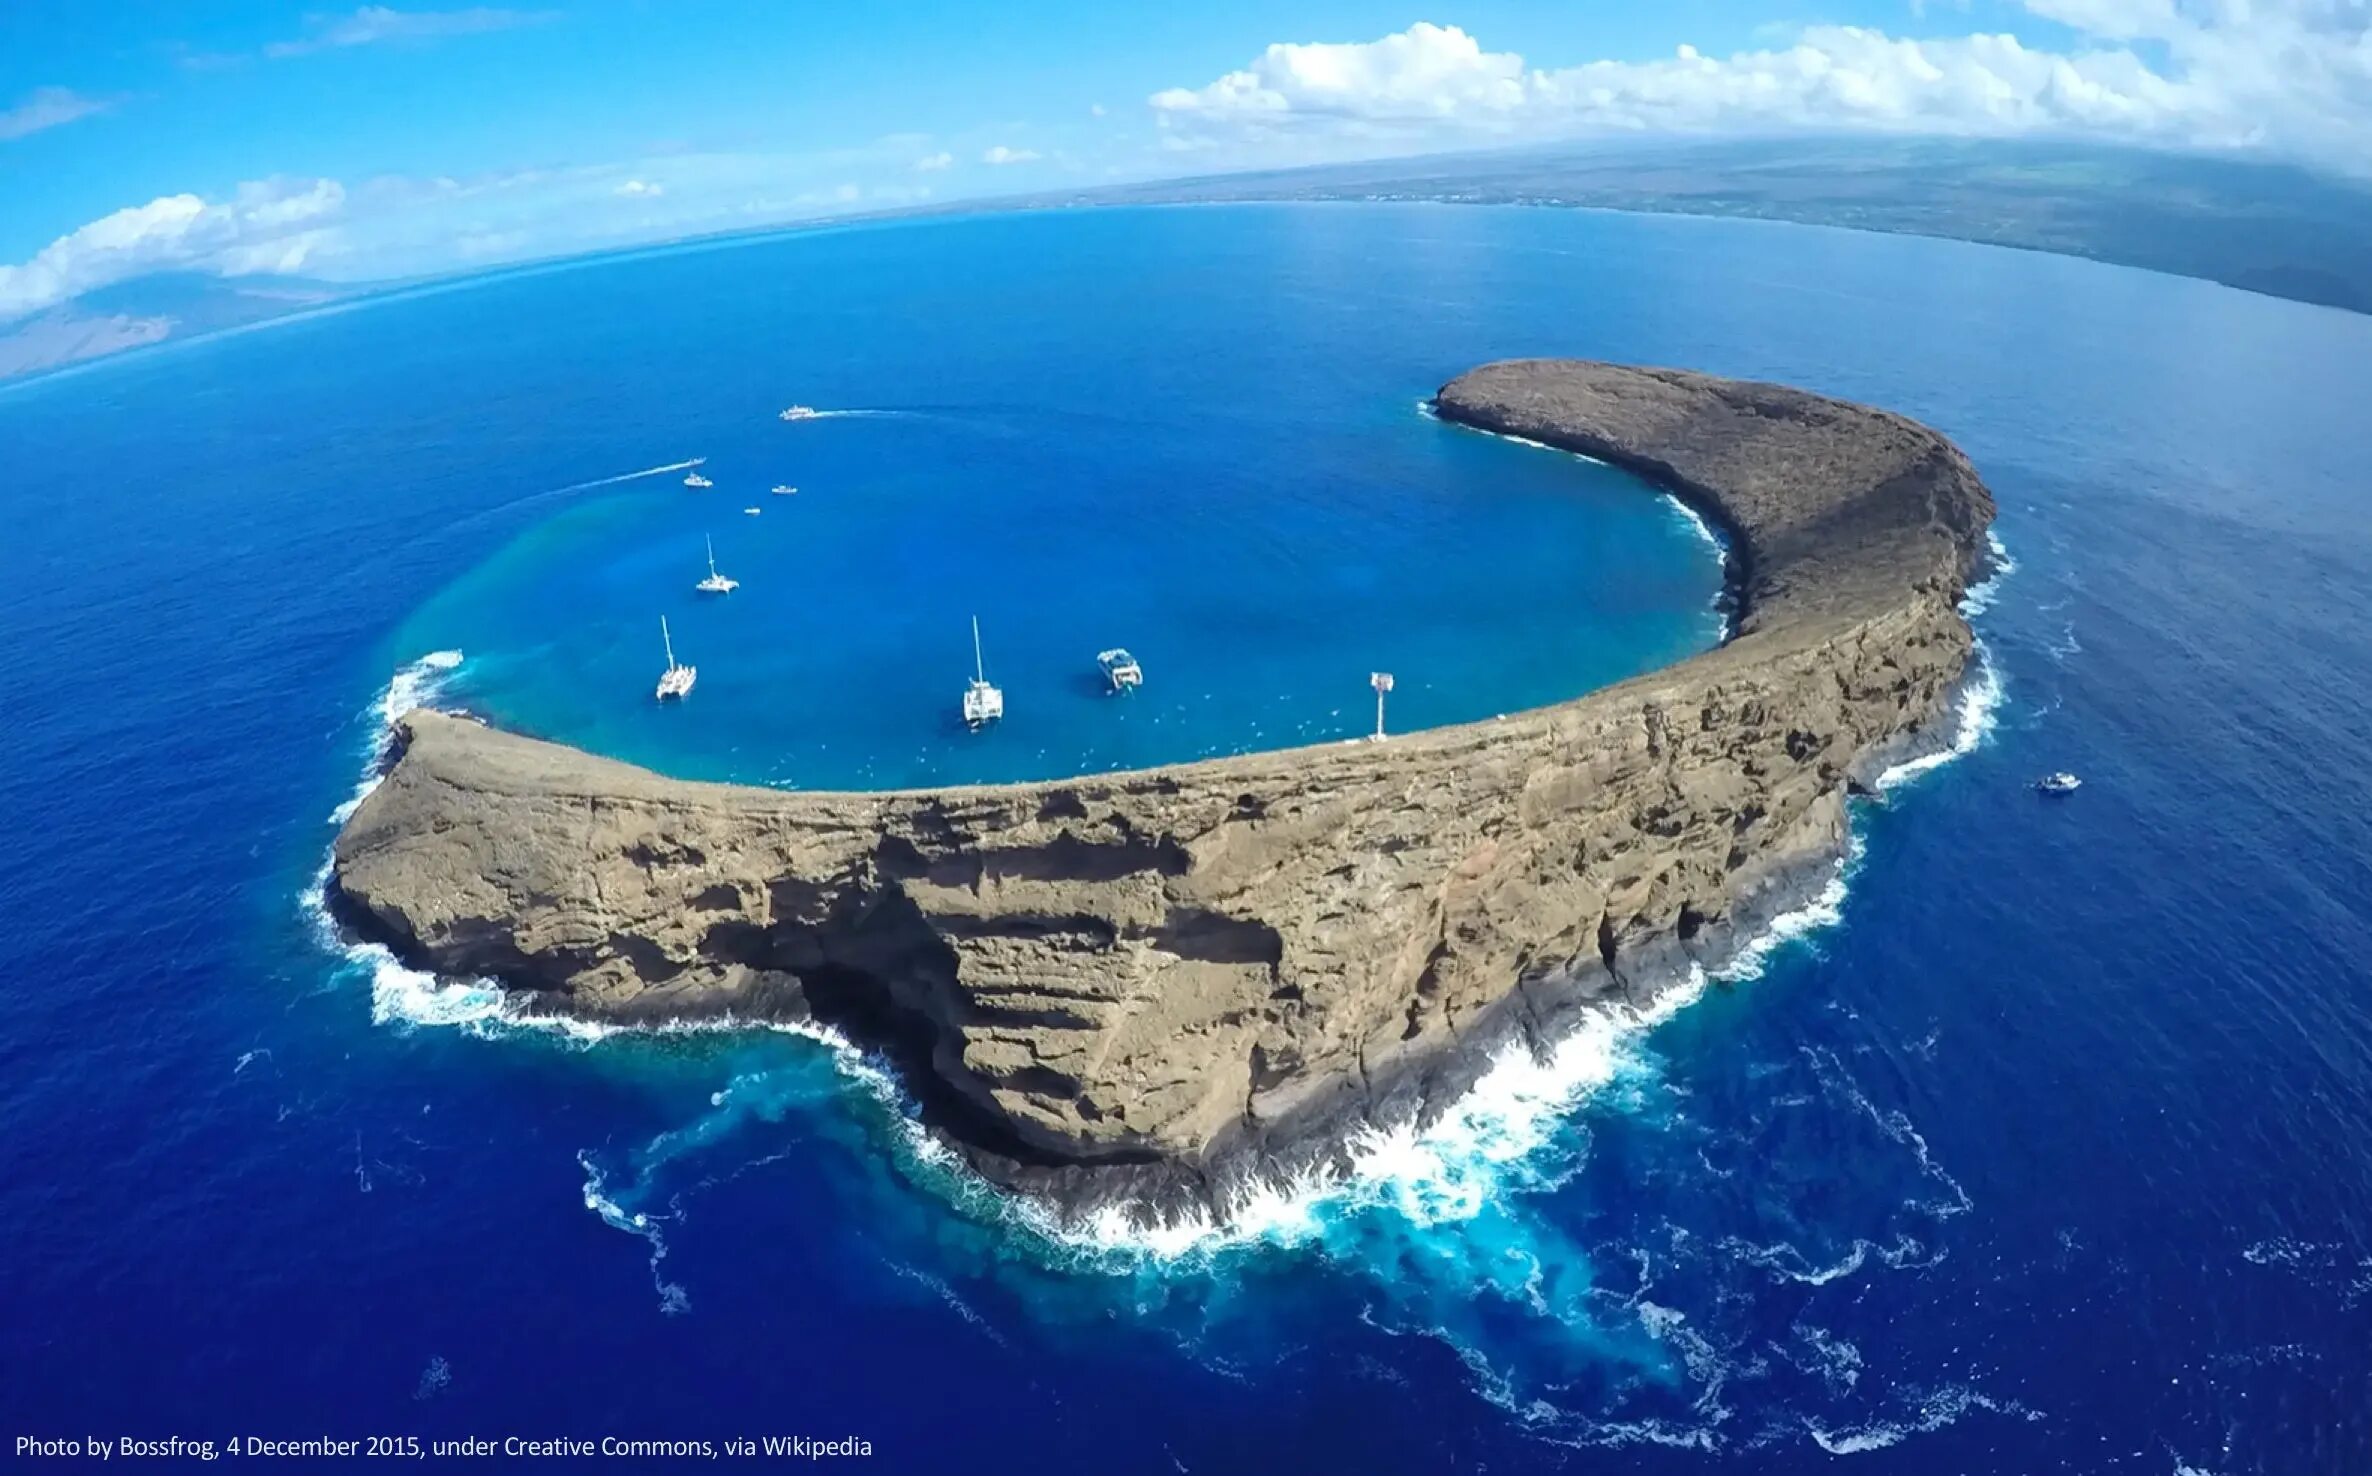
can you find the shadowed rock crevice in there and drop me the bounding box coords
[329,358,1995,1218]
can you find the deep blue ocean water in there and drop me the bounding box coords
[3,203,2370,1474]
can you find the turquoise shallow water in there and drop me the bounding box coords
[4,203,2371,1472]
[383,249,1721,789]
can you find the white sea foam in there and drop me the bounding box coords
[1804,1386,2032,1455]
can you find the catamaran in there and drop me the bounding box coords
[694,536,737,595]
[779,405,820,422]
[655,616,696,700]
[1097,647,1143,692]
[962,616,1003,730]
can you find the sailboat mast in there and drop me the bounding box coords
[662,615,675,668]
[971,615,985,683]
[706,535,716,577]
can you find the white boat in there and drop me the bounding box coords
[694,536,737,595]
[2034,771,2082,796]
[1097,647,1143,692]
[655,616,696,700]
[779,405,820,421]
[742,506,761,516]
[683,470,713,489]
[962,616,1003,730]
[771,484,798,496]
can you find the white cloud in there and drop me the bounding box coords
[0,179,349,318]
[1148,8,2372,174]
[615,178,664,197]
[1090,103,1108,117]
[981,144,1040,165]
[914,151,954,171]
[265,6,555,59]
[0,87,113,142]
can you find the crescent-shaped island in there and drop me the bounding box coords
[330,359,1996,1220]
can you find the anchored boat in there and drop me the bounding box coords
[694,536,737,595]
[1097,648,1143,692]
[655,616,696,700]
[2034,771,2082,796]
[962,616,1004,730]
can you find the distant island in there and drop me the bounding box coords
[8,137,2369,385]
[329,358,1996,1221]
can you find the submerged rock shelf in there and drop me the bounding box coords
[330,359,1995,1218]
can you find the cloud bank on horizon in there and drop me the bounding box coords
[1152,8,2372,171]
[5,1,2371,325]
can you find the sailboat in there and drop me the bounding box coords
[961,615,1003,730]
[655,616,697,700]
[694,535,737,595]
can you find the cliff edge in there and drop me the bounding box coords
[330,359,1995,1217]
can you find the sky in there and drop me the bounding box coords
[4,0,2371,319]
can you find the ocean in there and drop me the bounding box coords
[2,203,2368,1473]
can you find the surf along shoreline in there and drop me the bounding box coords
[327,359,1997,1226]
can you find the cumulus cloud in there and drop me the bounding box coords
[0,87,114,142]
[0,179,348,319]
[264,6,555,59]
[615,178,663,197]
[1148,9,2372,174]
[981,144,1040,165]
[914,151,954,171]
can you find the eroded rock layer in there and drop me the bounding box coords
[330,359,1995,1215]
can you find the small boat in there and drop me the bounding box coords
[2033,771,2082,796]
[655,616,696,700]
[694,536,737,595]
[1097,647,1143,692]
[962,616,1003,730]
[779,405,820,422]
[771,484,798,496]
[742,506,761,517]
[683,470,713,489]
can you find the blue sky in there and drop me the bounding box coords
[4,1,2368,315]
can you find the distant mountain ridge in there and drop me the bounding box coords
[0,272,351,383]
[1053,137,2372,316]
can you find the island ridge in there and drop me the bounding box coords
[330,358,1997,1219]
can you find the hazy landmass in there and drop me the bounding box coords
[7,138,2369,384]
[0,272,351,382]
[1055,137,2372,316]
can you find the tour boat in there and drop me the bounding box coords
[962,616,1003,730]
[683,470,713,489]
[1097,648,1143,692]
[779,405,820,422]
[771,484,798,496]
[2034,771,2082,796]
[694,536,737,595]
[655,616,696,700]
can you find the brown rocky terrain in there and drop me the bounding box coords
[329,359,1995,1218]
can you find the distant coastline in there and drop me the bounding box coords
[9,137,2368,387]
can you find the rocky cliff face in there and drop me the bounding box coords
[330,360,1995,1217]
